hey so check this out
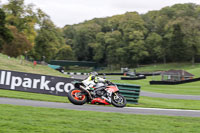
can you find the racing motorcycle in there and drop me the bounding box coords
[68,80,127,107]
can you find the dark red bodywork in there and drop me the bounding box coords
[91,97,110,105]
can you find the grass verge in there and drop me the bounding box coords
[127,96,200,110]
[0,89,68,103]
[113,76,200,95]
[0,104,200,133]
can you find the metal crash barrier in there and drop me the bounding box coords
[116,83,140,104]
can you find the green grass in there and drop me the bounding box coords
[114,76,200,95]
[0,104,200,133]
[98,63,200,73]
[0,89,68,103]
[0,53,66,77]
[128,96,200,110]
[134,63,200,74]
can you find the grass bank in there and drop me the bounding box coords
[0,53,66,77]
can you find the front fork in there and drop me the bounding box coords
[79,85,93,100]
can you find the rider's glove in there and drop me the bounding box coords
[106,80,111,84]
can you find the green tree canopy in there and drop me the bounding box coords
[3,0,37,46]
[0,8,13,51]
[2,26,32,57]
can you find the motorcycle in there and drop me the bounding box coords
[68,80,127,108]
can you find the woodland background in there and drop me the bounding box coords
[1,0,200,68]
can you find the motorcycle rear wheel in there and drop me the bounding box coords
[68,89,88,105]
[111,93,127,108]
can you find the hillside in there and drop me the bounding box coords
[0,53,66,77]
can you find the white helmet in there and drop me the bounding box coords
[90,71,98,76]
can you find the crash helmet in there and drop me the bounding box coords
[90,71,98,76]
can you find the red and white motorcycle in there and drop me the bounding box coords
[68,80,127,108]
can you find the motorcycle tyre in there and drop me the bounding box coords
[68,89,88,105]
[111,93,127,108]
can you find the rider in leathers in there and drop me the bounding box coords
[82,72,107,94]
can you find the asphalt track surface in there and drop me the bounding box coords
[140,91,200,100]
[0,97,200,117]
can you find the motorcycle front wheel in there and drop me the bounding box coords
[68,89,88,105]
[111,93,127,108]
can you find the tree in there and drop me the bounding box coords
[145,32,162,62]
[118,12,147,43]
[2,26,32,57]
[3,0,37,46]
[0,8,13,51]
[55,45,75,60]
[104,30,123,67]
[33,8,68,61]
[180,17,200,64]
[169,24,187,61]
[63,25,75,46]
[127,40,149,66]
[73,23,101,61]
[88,32,106,64]
[143,8,171,64]
[34,18,66,61]
[89,42,104,62]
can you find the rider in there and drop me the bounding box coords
[82,72,107,92]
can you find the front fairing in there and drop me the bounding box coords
[106,85,119,92]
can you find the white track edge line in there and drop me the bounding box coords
[124,107,200,112]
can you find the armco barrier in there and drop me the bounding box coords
[64,72,161,76]
[64,72,89,75]
[116,83,140,104]
[100,72,160,76]
[150,77,200,85]
[136,72,161,76]
[121,76,146,80]
[99,73,124,75]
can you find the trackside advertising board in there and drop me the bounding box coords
[0,69,80,96]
